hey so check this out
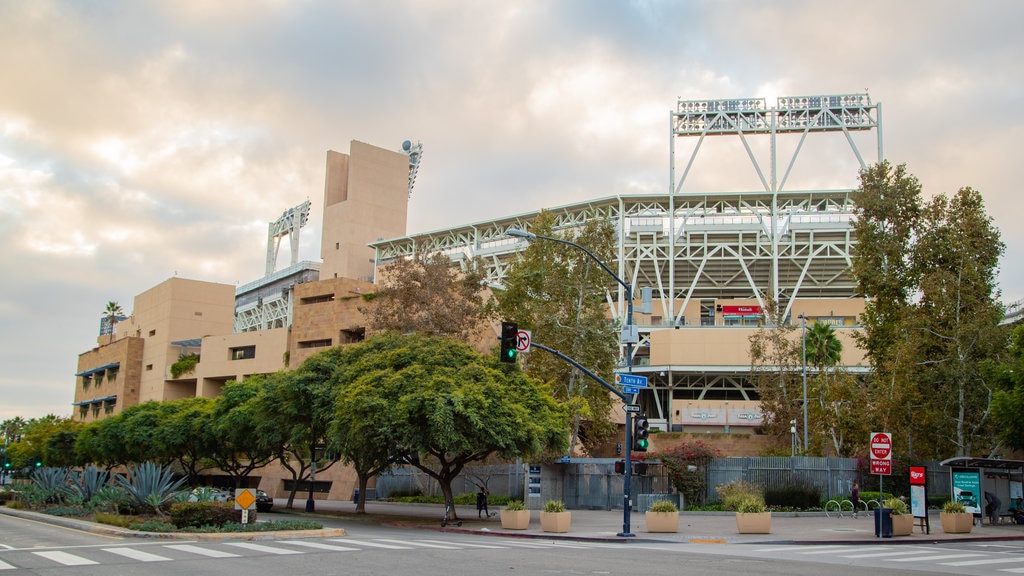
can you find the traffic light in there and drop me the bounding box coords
[614,459,625,474]
[34,457,42,467]
[632,416,650,452]
[500,322,518,363]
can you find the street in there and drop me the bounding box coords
[7,512,1024,575]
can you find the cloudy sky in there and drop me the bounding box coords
[2,0,1022,421]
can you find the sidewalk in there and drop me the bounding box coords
[283,500,1024,545]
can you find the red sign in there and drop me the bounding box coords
[871,460,892,475]
[720,305,762,316]
[870,433,892,459]
[870,432,892,476]
[909,466,926,486]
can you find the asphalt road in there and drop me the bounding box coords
[6,510,1024,575]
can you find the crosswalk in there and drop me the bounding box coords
[746,544,1024,573]
[0,536,614,570]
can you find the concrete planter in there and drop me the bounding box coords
[645,511,679,533]
[735,511,771,534]
[891,513,914,536]
[941,512,974,534]
[500,509,530,530]
[540,511,571,533]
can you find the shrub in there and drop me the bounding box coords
[42,505,86,517]
[129,521,177,532]
[543,500,566,513]
[735,494,767,514]
[717,480,764,511]
[505,499,526,511]
[943,500,966,514]
[95,513,132,528]
[169,502,246,528]
[655,440,721,507]
[765,477,821,510]
[649,500,679,513]
[883,497,908,515]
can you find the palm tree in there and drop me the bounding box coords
[103,301,124,343]
[805,322,842,370]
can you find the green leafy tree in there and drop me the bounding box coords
[75,414,131,470]
[497,211,619,455]
[206,378,278,488]
[257,355,343,509]
[991,325,1024,450]
[852,162,1007,458]
[159,397,216,485]
[802,322,865,457]
[333,332,568,521]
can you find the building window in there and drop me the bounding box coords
[104,403,115,415]
[230,345,256,360]
[79,405,88,418]
[82,376,91,389]
[149,329,156,336]
[298,339,332,349]
[146,364,153,371]
[300,294,335,305]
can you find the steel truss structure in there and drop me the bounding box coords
[371,93,882,418]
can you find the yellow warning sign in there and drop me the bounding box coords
[235,488,256,510]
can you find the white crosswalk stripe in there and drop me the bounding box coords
[280,540,362,552]
[32,550,98,566]
[943,557,1024,567]
[226,542,303,555]
[0,559,15,570]
[164,544,240,558]
[329,538,412,549]
[1000,567,1024,574]
[419,539,507,549]
[375,538,461,549]
[103,547,172,562]
[888,553,986,562]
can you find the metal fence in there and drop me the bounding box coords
[373,457,951,510]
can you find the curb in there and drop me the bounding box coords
[0,506,347,540]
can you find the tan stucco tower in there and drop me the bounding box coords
[319,141,410,283]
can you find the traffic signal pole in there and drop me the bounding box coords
[508,228,638,537]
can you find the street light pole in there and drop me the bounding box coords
[507,228,636,537]
[799,313,808,453]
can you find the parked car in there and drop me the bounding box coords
[255,489,274,512]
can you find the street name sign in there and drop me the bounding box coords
[614,373,648,388]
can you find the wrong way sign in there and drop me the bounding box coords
[870,432,892,475]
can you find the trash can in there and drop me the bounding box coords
[352,489,359,503]
[875,507,893,538]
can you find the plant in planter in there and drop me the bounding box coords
[645,499,680,533]
[720,481,770,534]
[540,499,570,533]
[884,497,913,536]
[940,500,974,534]
[500,499,530,530]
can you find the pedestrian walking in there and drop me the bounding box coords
[851,482,860,518]
[476,487,490,518]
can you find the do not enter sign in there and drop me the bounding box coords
[870,432,892,475]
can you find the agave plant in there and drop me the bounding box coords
[30,467,71,505]
[114,462,187,517]
[66,466,110,502]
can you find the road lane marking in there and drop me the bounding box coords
[420,539,506,549]
[888,553,985,562]
[943,557,1024,567]
[103,547,171,562]
[0,559,15,570]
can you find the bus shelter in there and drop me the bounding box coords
[940,457,1024,524]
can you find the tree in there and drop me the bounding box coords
[802,322,865,457]
[361,252,493,342]
[748,296,803,444]
[852,162,1007,458]
[159,397,216,485]
[206,378,278,488]
[497,211,619,455]
[103,301,124,343]
[991,325,1024,451]
[257,353,344,509]
[333,332,568,521]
